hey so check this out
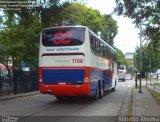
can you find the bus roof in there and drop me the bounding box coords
[42,26,117,53]
[42,25,87,31]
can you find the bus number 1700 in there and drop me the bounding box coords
[72,59,83,63]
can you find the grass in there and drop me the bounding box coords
[147,88,160,102]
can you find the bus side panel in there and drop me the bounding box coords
[86,46,113,95]
[103,70,112,91]
[89,69,112,96]
[89,69,99,96]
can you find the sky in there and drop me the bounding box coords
[86,0,140,54]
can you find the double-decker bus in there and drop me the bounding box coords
[39,26,118,100]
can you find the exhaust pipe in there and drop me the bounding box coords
[46,90,52,95]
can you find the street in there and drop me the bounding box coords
[0,80,135,122]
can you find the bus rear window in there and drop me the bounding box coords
[42,27,85,46]
[118,65,125,70]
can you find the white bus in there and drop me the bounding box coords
[39,26,118,100]
[118,64,126,81]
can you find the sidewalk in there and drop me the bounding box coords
[132,84,160,116]
[0,91,40,101]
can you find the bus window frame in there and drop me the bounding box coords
[89,32,117,61]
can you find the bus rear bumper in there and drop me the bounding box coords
[39,82,90,96]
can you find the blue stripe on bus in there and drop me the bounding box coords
[42,69,84,84]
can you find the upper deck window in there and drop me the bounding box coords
[42,27,85,46]
[118,65,126,70]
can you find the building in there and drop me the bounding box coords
[125,52,134,75]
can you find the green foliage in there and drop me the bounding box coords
[49,2,117,46]
[114,0,160,50]
[0,0,118,71]
[0,16,3,24]
[114,47,126,65]
[134,44,160,72]
[0,9,42,70]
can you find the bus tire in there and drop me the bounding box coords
[93,84,99,100]
[111,80,116,91]
[111,87,115,91]
[99,81,104,98]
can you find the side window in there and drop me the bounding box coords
[90,35,94,51]
[89,32,116,60]
[100,42,103,57]
[96,39,100,54]
[112,52,114,61]
[102,44,105,58]
[111,51,113,60]
[115,53,117,62]
[108,48,110,59]
[105,46,108,58]
[94,37,97,53]
[112,62,114,72]
[113,52,116,62]
[90,33,96,53]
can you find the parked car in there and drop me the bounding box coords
[125,74,132,80]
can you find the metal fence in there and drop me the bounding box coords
[148,83,160,93]
[0,70,39,96]
[146,77,160,94]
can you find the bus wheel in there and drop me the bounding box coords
[111,87,115,91]
[93,85,99,100]
[111,80,116,91]
[99,81,104,98]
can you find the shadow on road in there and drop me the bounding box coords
[48,90,113,105]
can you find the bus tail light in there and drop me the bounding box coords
[84,68,90,82]
[39,67,42,82]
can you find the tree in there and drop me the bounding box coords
[114,0,160,50]
[0,0,118,72]
[0,10,41,70]
[134,45,160,73]
[101,15,118,46]
[49,2,117,45]
[114,47,126,65]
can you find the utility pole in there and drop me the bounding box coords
[150,57,151,83]
[135,71,138,89]
[139,22,142,93]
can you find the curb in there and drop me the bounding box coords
[128,86,134,117]
[0,91,40,101]
[117,86,134,116]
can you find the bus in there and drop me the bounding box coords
[39,26,118,100]
[118,64,126,81]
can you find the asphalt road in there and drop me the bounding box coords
[0,80,135,122]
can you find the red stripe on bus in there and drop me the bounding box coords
[40,66,110,71]
[39,82,90,96]
[41,52,85,57]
